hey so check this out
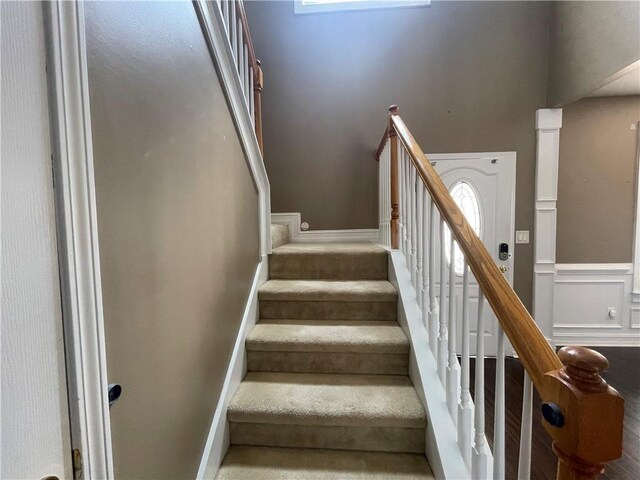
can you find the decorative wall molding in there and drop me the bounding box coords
[43,1,113,476]
[196,260,268,479]
[271,212,379,243]
[533,109,562,344]
[553,264,639,346]
[194,0,271,257]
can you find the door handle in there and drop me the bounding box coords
[108,383,122,407]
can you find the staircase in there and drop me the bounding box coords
[216,227,434,479]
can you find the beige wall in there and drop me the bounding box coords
[85,2,259,478]
[246,0,551,308]
[548,1,640,106]
[557,96,640,264]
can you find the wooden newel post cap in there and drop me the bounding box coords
[388,105,399,115]
[558,346,609,393]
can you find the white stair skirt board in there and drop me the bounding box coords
[387,250,493,480]
[272,212,379,243]
[553,263,640,346]
[196,260,268,480]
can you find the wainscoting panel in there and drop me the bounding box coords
[553,264,639,346]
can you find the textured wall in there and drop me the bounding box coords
[548,1,640,106]
[246,0,552,308]
[85,2,259,478]
[557,96,640,264]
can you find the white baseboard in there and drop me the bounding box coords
[552,263,640,347]
[271,212,378,243]
[196,260,268,479]
[387,250,483,480]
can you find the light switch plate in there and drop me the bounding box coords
[515,230,530,244]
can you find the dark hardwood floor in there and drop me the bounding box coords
[470,347,639,480]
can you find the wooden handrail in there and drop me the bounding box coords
[380,105,624,479]
[374,125,389,161]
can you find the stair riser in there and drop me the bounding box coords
[260,300,397,321]
[269,253,387,280]
[230,423,425,454]
[247,351,409,375]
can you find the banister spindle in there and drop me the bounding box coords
[416,180,424,309]
[428,202,437,352]
[493,326,506,479]
[447,235,460,421]
[253,60,264,154]
[388,106,399,249]
[437,219,448,382]
[458,263,472,467]
[410,167,417,287]
[421,186,429,327]
[472,291,488,479]
[518,373,533,480]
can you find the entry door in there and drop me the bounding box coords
[431,152,516,356]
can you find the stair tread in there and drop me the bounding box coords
[247,320,409,353]
[259,280,397,302]
[271,242,386,255]
[216,446,435,480]
[228,372,426,428]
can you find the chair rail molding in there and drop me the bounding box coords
[533,108,562,344]
[271,212,379,243]
[44,1,114,477]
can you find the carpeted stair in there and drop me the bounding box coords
[216,232,434,479]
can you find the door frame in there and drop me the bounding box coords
[44,1,113,477]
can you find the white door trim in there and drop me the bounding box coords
[533,109,562,344]
[194,0,272,258]
[44,1,113,477]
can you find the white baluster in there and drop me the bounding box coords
[493,326,506,479]
[237,21,244,81]
[244,44,250,107]
[421,185,430,327]
[249,66,255,120]
[385,145,390,246]
[458,263,472,467]
[472,291,488,479]
[399,147,405,254]
[410,167,417,287]
[222,0,230,33]
[230,1,237,62]
[447,235,460,421]
[437,219,448,382]
[403,151,410,258]
[518,373,533,479]
[428,202,437,353]
[416,180,424,309]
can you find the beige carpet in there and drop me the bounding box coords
[216,237,432,479]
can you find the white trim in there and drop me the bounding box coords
[387,251,490,480]
[294,0,430,15]
[194,0,271,258]
[44,1,113,477]
[553,263,639,347]
[196,260,268,480]
[533,108,562,344]
[271,212,379,243]
[632,121,640,298]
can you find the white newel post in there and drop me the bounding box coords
[533,108,562,344]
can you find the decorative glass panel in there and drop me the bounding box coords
[444,181,482,275]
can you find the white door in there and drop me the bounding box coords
[431,152,516,356]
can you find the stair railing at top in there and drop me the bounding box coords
[375,105,624,480]
[213,0,264,153]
